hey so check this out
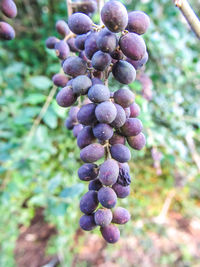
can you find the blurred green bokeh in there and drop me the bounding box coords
[0,0,200,266]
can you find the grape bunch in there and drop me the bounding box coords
[46,0,149,244]
[0,0,17,40]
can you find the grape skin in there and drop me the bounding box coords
[127,132,146,150]
[88,84,110,103]
[77,126,96,149]
[75,34,87,50]
[73,124,83,138]
[88,179,102,191]
[80,143,105,163]
[109,132,125,146]
[127,11,150,35]
[99,159,119,186]
[98,187,117,209]
[79,214,97,231]
[52,74,68,87]
[56,86,77,107]
[0,21,15,40]
[1,0,17,18]
[112,207,130,225]
[110,103,126,128]
[94,208,113,227]
[63,56,87,77]
[67,37,81,53]
[121,118,143,137]
[72,75,92,95]
[68,12,93,34]
[55,40,70,59]
[93,123,113,141]
[112,60,136,84]
[110,144,131,163]
[91,51,112,71]
[129,103,140,118]
[80,190,99,214]
[100,224,120,244]
[112,183,130,198]
[84,32,99,59]
[77,103,97,125]
[126,51,148,70]
[46,36,59,49]
[78,163,99,181]
[95,101,117,124]
[97,28,118,53]
[114,88,135,108]
[56,20,70,36]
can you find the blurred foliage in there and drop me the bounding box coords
[0,0,200,266]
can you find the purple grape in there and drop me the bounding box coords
[127,132,146,150]
[75,34,87,50]
[119,33,146,60]
[63,56,87,77]
[65,117,76,130]
[80,143,104,163]
[56,86,77,107]
[52,74,68,87]
[1,0,17,18]
[114,88,135,108]
[110,49,124,60]
[112,207,130,224]
[99,159,119,186]
[73,124,83,137]
[79,214,97,231]
[91,78,104,86]
[77,103,97,125]
[76,0,97,15]
[121,118,143,137]
[117,163,131,186]
[68,12,93,34]
[127,11,150,35]
[67,37,80,52]
[93,123,113,141]
[124,107,131,118]
[69,106,80,122]
[95,101,117,124]
[88,84,110,103]
[78,163,99,181]
[110,144,131,163]
[56,20,70,36]
[80,190,99,214]
[100,224,120,243]
[77,126,96,149]
[110,103,126,128]
[94,208,113,227]
[0,22,15,40]
[109,132,125,146]
[126,51,148,70]
[91,51,112,71]
[96,28,118,53]
[88,179,102,191]
[98,187,117,209]
[112,60,136,84]
[112,183,130,198]
[72,75,92,95]
[55,40,70,59]
[129,102,140,118]
[45,36,59,49]
[101,1,128,33]
[84,32,99,59]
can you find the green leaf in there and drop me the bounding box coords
[25,94,46,104]
[48,175,61,192]
[60,184,84,198]
[29,76,52,90]
[43,109,58,129]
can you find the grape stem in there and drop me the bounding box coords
[174,0,200,39]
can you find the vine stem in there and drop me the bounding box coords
[174,0,200,39]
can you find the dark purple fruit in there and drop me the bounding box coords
[95,101,117,124]
[72,75,92,95]
[0,22,15,40]
[84,32,99,59]
[73,124,83,137]
[94,208,113,227]
[1,0,17,18]
[100,224,120,243]
[80,190,99,214]
[88,84,110,103]
[77,103,97,125]
[127,132,146,150]
[129,103,140,118]
[93,123,113,141]
[112,60,136,84]
[98,187,117,209]
[112,183,130,198]
[114,88,135,108]
[110,144,131,163]
[77,126,96,149]
[75,34,87,50]
[97,28,118,53]
[99,159,119,186]
[111,103,126,128]
[56,86,77,107]
[91,51,112,71]
[112,207,130,224]
[68,12,92,34]
[88,179,102,191]
[127,11,150,35]
[45,36,59,49]
[80,143,105,163]
[109,132,125,146]
[56,20,70,36]
[52,74,69,87]
[55,40,70,59]
[78,163,99,181]
[79,214,97,231]
[63,56,87,77]
[126,51,148,70]
[121,118,143,137]
[67,37,80,52]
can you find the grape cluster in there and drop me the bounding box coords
[46,0,149,244]
[0,0,17,40]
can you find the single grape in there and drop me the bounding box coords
[63,56,87,77]
[99,159,119,186]
[119,32,146,60]
[80,190,99,214]
[45,36,59,49]
[91,51,112,71]
[67,37,80,52]
[126,51,148,70]
[84,32,99,59]
[69,106,80,122]
[121,118,143,137]
[110,144,131,163]
[68,12,93,34]
[95,101,117,124]
[75,34,87,50]
[127,11,150,35]
[117,163,131,186]
[65,117,76,130]
[98,187,117,209]
[94,208,113,227]
[79,214,97,231]
[91,78,104,86]
[77,103,97,125]
[78,163,99,181]
[0,22,15,40]
[56,86,77,107]
[72,75,92,95]
[100,224,120,243]
[112,183,130,198]
[73,124,83,137]
[110,103,126,128]
[88,84,110,103]
[56,20,70,36]
[52,74,68,87]
[1,0,17,18]
[109,132,125,146]
[101,1,128,33]
[114,88,135,108]
[96,28,118,53]
[129,102,140,118]
[80,143,104,163]
[112,207,130,224]
[93,123,113,141]
[55,40,70,59]
[127,132,146,150]
[88,179,102,191]
[112,60,136,84]
[77,126,96,149]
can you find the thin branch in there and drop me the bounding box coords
[66,0,73,17]
[174,0,200,39]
